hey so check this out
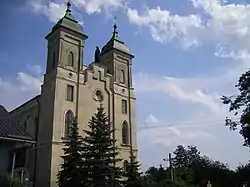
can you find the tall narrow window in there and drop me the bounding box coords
[67,52,74,67]
[24,121,27,130]
[120,70,125,83]
[65,110,74,137]
[122,121,129,145]
[67,85,74,101]
[122,100,127,114]
[52,52,56,67]
[34,117,38,141]
[124,160,129,173]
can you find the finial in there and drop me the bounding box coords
[66,0,71,14]
[113,16,118,37]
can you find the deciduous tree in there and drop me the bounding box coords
[221,70,250,147]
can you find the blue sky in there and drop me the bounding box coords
[1,0,250,170]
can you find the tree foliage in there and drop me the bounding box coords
[235,163,250,187]
[123,154,143,187]
[140,145,250,187]
[57,118,85,187]
[0,174,28,187]
[82,105,123,187]
[221,70,250,147]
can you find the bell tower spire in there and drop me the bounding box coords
[66,0,72,15]
[113,16,118,38]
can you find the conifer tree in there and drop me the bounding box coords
[82,105,123,187]
[57,118,86,187]
[123,153,143,187]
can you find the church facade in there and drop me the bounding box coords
[10,2,138,187]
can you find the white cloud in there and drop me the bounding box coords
[138,112,249,170]
[142,114,217,146]
[127,7,203,49]
[0,65,42,110]
[127,0,250,58]
[27,0,126,23]
[17,72,42,92]
[138,114,223,170]
[130,0,250,141]
[27,64,43,75]
[28,0,66,23]
[134,73,227,116]
[145,114,160,125]
[72,0,125,14]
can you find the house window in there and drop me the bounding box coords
[120,70,125,83]
[67,52,74,67]
[67,85,74,101]
[65,110,74,137]
[122,121,129,145]
[122,100,127,114]
[124,160,129,173]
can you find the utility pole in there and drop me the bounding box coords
[163,153,174,181]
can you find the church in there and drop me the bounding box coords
[10,2,138,187]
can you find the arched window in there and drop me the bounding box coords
[67,52,74,67]
[124,160,129,173]
[122,121,129,145]
[65,110,74,137]
[120,70,125,83]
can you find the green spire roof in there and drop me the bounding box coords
[101,23,132,56]
[51,1,83,35]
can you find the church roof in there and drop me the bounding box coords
[0,105,33,141]
[101,24,133,58]
[48,1,87,38]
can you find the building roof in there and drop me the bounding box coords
[10,95,40,114]
[0,105,33,141]
[47,1,87,39]
[101,24,134,58]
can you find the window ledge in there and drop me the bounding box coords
[61,137,70,141]
[121,143,130,147]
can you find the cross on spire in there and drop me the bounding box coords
[66,0,72,14]
[113,16,118,37]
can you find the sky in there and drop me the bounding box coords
[1,0,250,171]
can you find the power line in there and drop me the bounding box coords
[26,118,239,140]
[138,118,238,130]
[25,118,240,150]
[21,117,241,152]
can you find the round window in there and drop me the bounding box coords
[94,90,103,102]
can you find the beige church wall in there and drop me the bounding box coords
[130,98,138,148]
[59,29,85,71]
[50,143,64,187]
[77,64,112,135]
[35,80,56,187]
[11,100,39,139]
[52,76,76,141]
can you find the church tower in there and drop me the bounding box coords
[36,2,88,187]
[100,23,138,165]
[35,2,137,187]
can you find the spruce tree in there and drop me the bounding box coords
[82,105,123,187]
[57,118,86,187]
[123,154,143,187]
